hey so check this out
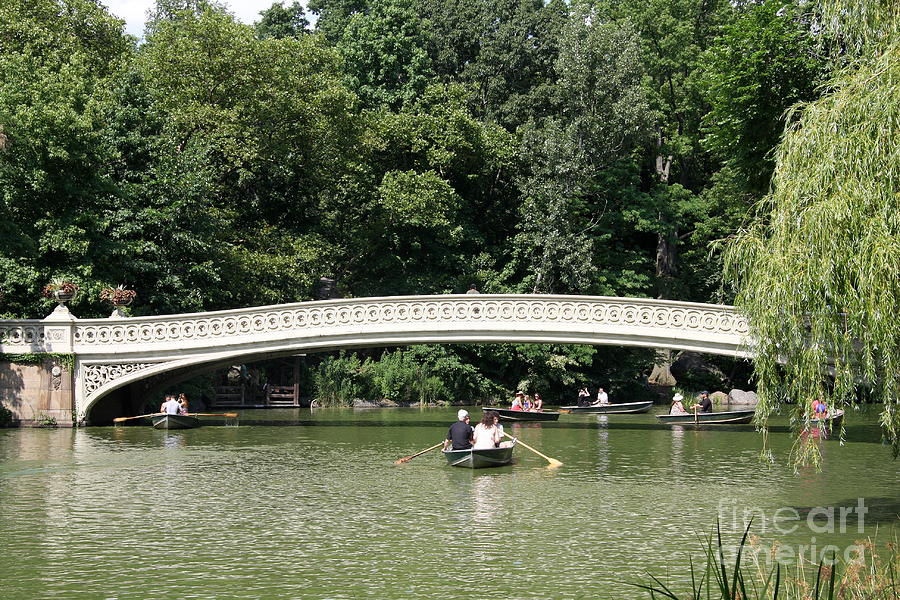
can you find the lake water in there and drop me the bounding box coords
[1,406,897,599]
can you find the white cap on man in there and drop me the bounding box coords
[457,409,469,420]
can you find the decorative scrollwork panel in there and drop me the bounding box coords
[82,363,156,397]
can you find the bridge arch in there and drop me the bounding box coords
[71,294,752,421]
[0,294,753,423]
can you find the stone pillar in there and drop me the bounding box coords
[0,358,74,427]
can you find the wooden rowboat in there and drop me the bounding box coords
[151,414,201,430]
[442,440,517,468]
[808,409,844,436]
[655,409,755,425]
[559,401,654,414]
[487,408,561,422]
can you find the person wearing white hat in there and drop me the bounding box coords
[444,409,474,450]
[670,393,687,415]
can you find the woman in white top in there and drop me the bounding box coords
[670,393,688,415]
[473,411,503,449]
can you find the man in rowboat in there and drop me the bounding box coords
[160,395,181,415]
[444,409,474,451]
[691,391,713,413]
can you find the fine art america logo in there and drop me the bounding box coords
[717,498,869,566]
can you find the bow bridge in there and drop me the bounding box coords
[0,294,751,424]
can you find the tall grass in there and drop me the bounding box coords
[633,521,899,599]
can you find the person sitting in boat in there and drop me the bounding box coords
[691,391,713,413]
[510,392,525,411]
[532,394,543,412]
[473,411,503,449]
[160,395,181,415]
[577,387,590,406]
[811,397,828,418]
[670,393,688,415]
[523,395,533,411]
[592,387,609,406]
[444,409,474,451]
[178,393,189,415]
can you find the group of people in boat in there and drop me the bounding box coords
[159,393,190,415]
[444,409,513,451]
[669,390,712,415]
[576,386,609,406]
[509,391,544,412]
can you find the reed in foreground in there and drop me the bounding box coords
[631,521,898,599]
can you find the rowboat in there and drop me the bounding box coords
[487,408,560,422]
[442,440,517,468]
[150,413,201,430]
[655,409,755,425]
[559,401,654,414]
[809,409,844,432]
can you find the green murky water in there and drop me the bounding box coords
[1,406,897,599]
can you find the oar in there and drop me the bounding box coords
[503,432,562,468]
[113,413,163,423]
[185,413,238,417]
[395,441,444,464]
[558,409,572,414]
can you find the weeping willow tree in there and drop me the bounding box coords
[724,0,900,466]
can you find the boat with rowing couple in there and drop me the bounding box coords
[559,401,654,414]
[150,413,202,430]
[442,440,517,468]
[112,411,239,428]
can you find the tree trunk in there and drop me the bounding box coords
[652,129,677,386]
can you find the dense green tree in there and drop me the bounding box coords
[700,0,824,198]
[594,0,733,300]
[0,0,131,316]
[134,3,360,310]
[337,0,434,110]
[724,0,900,463]
[255,1,309,39]
[324,84,519,295]
[307,0,366,43]
[512,8,651,294]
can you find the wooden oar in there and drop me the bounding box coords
[185,413,238,417]
[395,441,444,464]
[558,409,572,414]
[113,413,163,423]
[503,432,562,468]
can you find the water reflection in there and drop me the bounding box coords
[670,425,684,476]
[595,416,609,474]
[162,432,187,450]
